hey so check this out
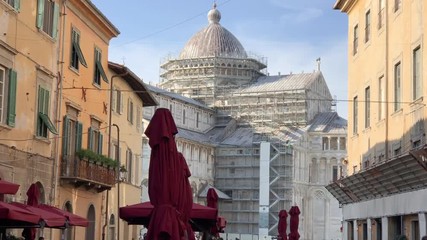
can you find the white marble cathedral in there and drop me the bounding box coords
[142,4,347,240]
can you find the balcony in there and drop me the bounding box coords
[60,153,117,192]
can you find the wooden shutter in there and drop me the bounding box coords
[7,70,17,127]
[62,115,70,157]
[88,127,93,151]
[14,0,20,11]
[52,3,60,39]
[119,91,124,114]
[98,133,103,154]
[36,0,44,29]
[112,87,117,113]
[75,121,83,151]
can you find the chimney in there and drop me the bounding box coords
[316,57,321,71]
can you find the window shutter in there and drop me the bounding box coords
[7,70,17,127]
[96,61,108,83]
[112,88,117,113]
[62,115,69,157]
[98,133,103,154]
[52,3,60,39]
[36,0,44,29]
[88,127,93,150]
[75,121,83,151]
[44,89,50,114]
[119,92,124,114]
[14,0,20,11]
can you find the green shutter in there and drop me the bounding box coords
[98,133,103,154]
[73,42,87,67]
[96,60,109,83]
[14,0,20,11]
[44,89,49,114]
[88,127,93,150]
[75,121,83,151]
[36,0,44,29]
[7,70,17,127]
[62,115,69,157]
[38,113,58,135]
[52,3,60,39]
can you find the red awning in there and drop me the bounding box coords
[10,202,67,228]
[0,201,40,227]
[0,179,20,194]
[38,204,88,227]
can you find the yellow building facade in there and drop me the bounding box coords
[107,62,157,240]
[327,0,427,239]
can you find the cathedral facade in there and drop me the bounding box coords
[143,4,347,240]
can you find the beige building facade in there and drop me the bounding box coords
[327,0,427,239]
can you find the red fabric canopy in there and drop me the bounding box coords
[10,202,67,228]
[0,201,40,227]
[119,201,218,228]
[144,108,187,240]
[177,152,195,240]
[38,204,88,227]
[278,210,288,240]
[288,206,300,240]
[0,179,20,194]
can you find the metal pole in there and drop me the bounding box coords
[113,123,120,240]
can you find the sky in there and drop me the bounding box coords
[91,0,349,119]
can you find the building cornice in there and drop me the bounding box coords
[333,0,357,13]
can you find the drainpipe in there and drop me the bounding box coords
[384,0,389,160]
[51,0,67,205]
[102,72,127,240]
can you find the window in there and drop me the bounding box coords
[378,0,385,29]
[36,0,59,38]
[413,46,422,100]
[353,96,358,134]
[136,105,141,131]
[339,137,346,150]
[36,86,57,137]
[108,215,116,240]
[182,109,186,124]
[322,137,329,150]
[70,28,87,70]
[394,0,401,12]
[126,148,133,183]
[365,87,370,128]
[330,137,338,150]
[394,62,401,111]
[0,67,17,127]
[127,98,134,124]
[353,25,359,55]
[196,112,199,128]
[88,120,102,154]
[365,10,371,43]
[62,114,83,160]
[2,0,20,10]
[112,88,123,114]
[332,166,338,182]
[378,76,385,120]
[93,47,108,85]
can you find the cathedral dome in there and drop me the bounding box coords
[179,4,248,59]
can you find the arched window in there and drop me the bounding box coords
[62,201,74,240]
[109,214,116,240]
[85,205,96,240]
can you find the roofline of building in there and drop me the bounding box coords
[333,0,357,12]
[108,61,158,107]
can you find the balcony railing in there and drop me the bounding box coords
[61,155,117,192]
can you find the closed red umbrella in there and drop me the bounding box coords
[144,108,186,240]
[177,152,195,240]
[288,206,300,240]
[22,184,39,240]
[0,179,19,195]
[278,210,288,240]
[206,188,219,238]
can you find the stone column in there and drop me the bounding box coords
[381,217,388,240]
[419,213,427,238]
[354,220,358,240]
[367,218,372,240]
